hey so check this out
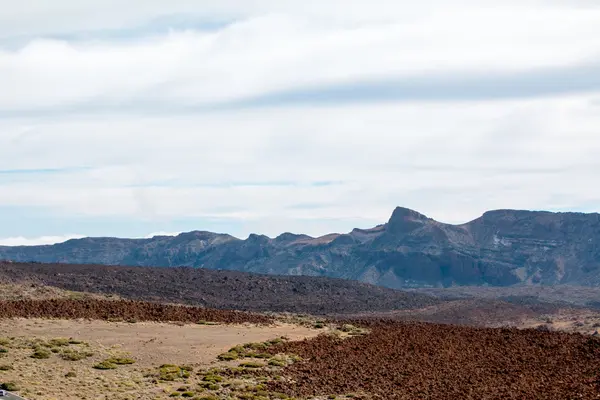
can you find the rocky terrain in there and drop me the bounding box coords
[0,298,272,324]
[0,261,439,314]
[266,321,600,399]
[2,207,600,289]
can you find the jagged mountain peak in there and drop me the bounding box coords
[1,207,600,288]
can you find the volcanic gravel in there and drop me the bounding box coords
[0,261,438,314]
[0,299,273,324]
[267,321,600,399]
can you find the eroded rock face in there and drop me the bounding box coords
[2,207,600,288]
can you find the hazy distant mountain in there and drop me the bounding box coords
[2,207,600,288]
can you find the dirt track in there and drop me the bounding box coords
[268,321,600,399]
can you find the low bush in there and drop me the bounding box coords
[105,357,135,365]
[93,361,117,370]
[0,382,19,391]
[31,348,52,359]
[61,349,94,361]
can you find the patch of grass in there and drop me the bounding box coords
[105,357,135,365]
[0,339,10,346]
[47,338,70,347]
[268,359,286,367]
[0,382,19,391]
[31,348,52,359]
[180,392,195,397]
[158,364,190,381]
[202,374,224,383]
[196,320,219,325]
[217,351,239,361]
[0,348,8,354]
[93,360,117,370]
[61,349,94,361]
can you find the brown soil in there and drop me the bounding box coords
[0,319,321,399]
[0,299,272,324]
[0,261,438,314]
[267,321,600,399]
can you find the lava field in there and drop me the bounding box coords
[0,298,273,324]
[268,320,600,399]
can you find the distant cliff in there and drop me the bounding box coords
[2,207,600,288]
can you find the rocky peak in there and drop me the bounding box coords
[386,207,430,236]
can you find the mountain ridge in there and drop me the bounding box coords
[2,206,600,288]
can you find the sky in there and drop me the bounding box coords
[1,0,600,245]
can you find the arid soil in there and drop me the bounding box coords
[0,318,321,399]
[267,321,600,400]
[0,261,438,314]
[0,299,273,324]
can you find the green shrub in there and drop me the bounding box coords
[61,350,94,361]
[268,359,286,367]
[0,348,8,354]
[105,357,135,365]
[93,361,117,370]
[181,392,195,398]
[0,382,19,391]
[48,338,70,347]
[31,348,52,359]
[0,365,12,371]
[169,392,181,397]
[202,374,223,383]
[239,361,264,368]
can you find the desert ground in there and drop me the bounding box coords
[0,318,323,400]
[0,265,599,399]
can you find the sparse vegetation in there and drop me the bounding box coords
[60,349,94,361]
[0,381,19,391]
[105,356,135,365]
[30,348,51,359]
[93,360,117,370]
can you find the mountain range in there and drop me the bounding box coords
[2,207,600,288]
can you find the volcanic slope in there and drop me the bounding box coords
[1,207,600,288]
[0,261,438,314]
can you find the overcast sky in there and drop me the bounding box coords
[1,0,600,245]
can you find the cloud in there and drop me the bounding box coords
[0,1,599,239]
[2,4,600,113]
[0,234,85,246]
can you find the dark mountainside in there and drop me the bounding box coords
[0,261,438,314]
[2,207,600,288]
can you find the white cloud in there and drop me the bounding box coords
[0,1,599,239]
[1,2,600,111]
[0,235,85,246]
